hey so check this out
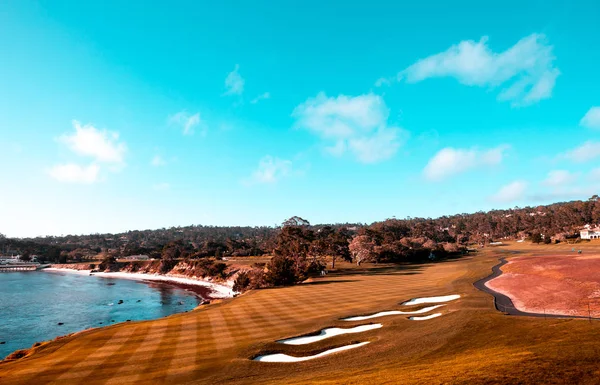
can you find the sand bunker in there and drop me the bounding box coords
[278,324,382,345]
[408,313,442,321]
[401,295,460,306]
[341,305,445,321]
[254,342,370,362]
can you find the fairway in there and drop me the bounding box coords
[3,243,600,384]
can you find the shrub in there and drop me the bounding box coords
[99,256,117,271]
[233,271,251,293]
[266,255,299,286]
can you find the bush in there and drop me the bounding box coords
[233,271,251,293]
[159,258,177,274]
[99,256,117,271]
[266,255,299,286]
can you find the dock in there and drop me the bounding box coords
[0,264,40,272]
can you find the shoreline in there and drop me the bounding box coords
[43,268,235,300]
[473,258,600,320]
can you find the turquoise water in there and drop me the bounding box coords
[0,270,201,359]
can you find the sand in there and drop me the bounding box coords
[278,324,382,345]
[43,268,234,298]
[254,342,370,362]
[341,305,445,321]
[409,313,442,321]
[401,294,460,306]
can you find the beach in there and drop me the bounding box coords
[43,268,235,299]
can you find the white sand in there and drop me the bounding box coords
[278,324,382,345]
[409,313,442,321]
[401,294,460,306]
[43,268,234,298]
[254,342,370,362]
[341,305,445,321]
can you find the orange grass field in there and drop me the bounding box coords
[3,242,600,384]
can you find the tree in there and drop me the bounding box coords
[266,255,299,286]
[311,227,351,269]
[531,233,543,244]
[20,251,31,262]
[282,216,310,227]
[349,235,377,266]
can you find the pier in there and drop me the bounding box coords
[0,264,40,272]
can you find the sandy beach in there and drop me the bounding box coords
[43,268,235,299]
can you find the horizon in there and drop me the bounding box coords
[5,195,596,239]
[2,1,600,238]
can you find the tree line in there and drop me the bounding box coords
[2,196,599,288]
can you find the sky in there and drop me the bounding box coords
[1,0,599,238]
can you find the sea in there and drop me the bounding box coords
[0,270,201,359]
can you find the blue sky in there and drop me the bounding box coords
[1,0,599,237]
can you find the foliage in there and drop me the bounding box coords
[531,233,543,244]
[233,271,252,292]
[266,255,300,286]
[99,255,118,271]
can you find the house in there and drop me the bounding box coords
[580,226,600,240]
[123,254,150,261]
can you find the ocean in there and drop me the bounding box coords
[0,270,201,359]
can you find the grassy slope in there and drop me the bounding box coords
[2,243,600,384]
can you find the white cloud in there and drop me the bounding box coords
[374,77,392,87]
[542,170,578,187]
[397,34,559,105]
[48,163,100,184]
[251,92,271,104]
[423,146,507,181]
[224,64,245,96]
[247,156,292,184]
[490,181,527,203]
[58,120,126,163]
[292,92,404,163]
[152,183,170,191]
[590,168,600,182]
[580,107,600,129]
[151,155,166,167]
[169,111,201,135]
[50,121,126,184]
[563,141,600,162]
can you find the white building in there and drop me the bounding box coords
[581,226,600,240]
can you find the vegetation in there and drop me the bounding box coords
[3,196,600,290]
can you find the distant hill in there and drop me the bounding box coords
[2,196,598,263]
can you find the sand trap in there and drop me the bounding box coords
[409,313,442,321]
[401,295,460,306]
[341,305,445,321]
[254,342,370,362]
[278,324,382,345]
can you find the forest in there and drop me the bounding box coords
[1,196,598,289]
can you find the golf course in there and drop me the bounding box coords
[3,242,600,384]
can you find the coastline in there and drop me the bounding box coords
[43,268,235,300]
